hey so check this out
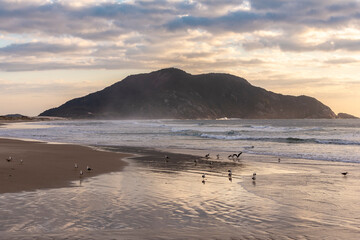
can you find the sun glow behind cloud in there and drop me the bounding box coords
[0,0,359,116]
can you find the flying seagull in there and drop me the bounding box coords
[233,152,242,159]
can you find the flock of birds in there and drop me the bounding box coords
[74,163,93,177]
[198,152,256,184]
[4,155,93,178]
[5,156,23,164]
[164,152,351,185]
[4,153,351,184]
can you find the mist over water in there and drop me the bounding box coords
[1,119,360,163]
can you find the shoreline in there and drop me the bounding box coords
[2,136,358,194]
[1,138,360,239]
[0,138,131,194]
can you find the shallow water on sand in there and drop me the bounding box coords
[1,153,360,239]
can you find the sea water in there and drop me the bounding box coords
[1,119,360,163]
[1,119,360,239]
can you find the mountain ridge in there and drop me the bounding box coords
[40,68,337,119]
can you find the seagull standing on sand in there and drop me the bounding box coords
[6,156,12,162]
[278,158,281,163]
[74,163,78,168]
[80,170,83,177]
[252,173,256,181]
[87,166,93,172]
[201,173,205,184]
[20,159,23,164]
[228,169,232,177]
[341,172,348,176]
[205,153,210,159]
[202,173,206,184]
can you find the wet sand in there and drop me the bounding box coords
[1,139,360,239]
[0,138,130,193]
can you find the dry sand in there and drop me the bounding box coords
[0,138,131,193]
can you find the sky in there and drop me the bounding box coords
[0,0,359,117]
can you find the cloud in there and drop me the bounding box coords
[323,58,359,64]
[242,35,360,52]
[0,42,85,56]
[0,0,359,72]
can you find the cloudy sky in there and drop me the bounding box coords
[0,0,359,116]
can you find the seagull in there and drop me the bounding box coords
[202,173,206,179]
[233,152,242,159]
[87,166,93,172]
[6,156,12,162]
[74,163,78,168]
[202,179,206,184]
[278,158,281,163]
[80,170,83,176]
[228,169,232,177]
[341,172,348,176]
[216,154,220,160]
[205,153,210,159]
[20,159,23,164]
[252,172,256,181]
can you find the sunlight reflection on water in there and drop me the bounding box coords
[1,156,360,239]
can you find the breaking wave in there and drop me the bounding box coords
[172,129,360,146]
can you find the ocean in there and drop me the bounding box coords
[1,119,360,239]
[1,119,360,163]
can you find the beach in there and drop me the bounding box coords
[1,119,360,239]
[1,140,360,239]
[0,138,130,194]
